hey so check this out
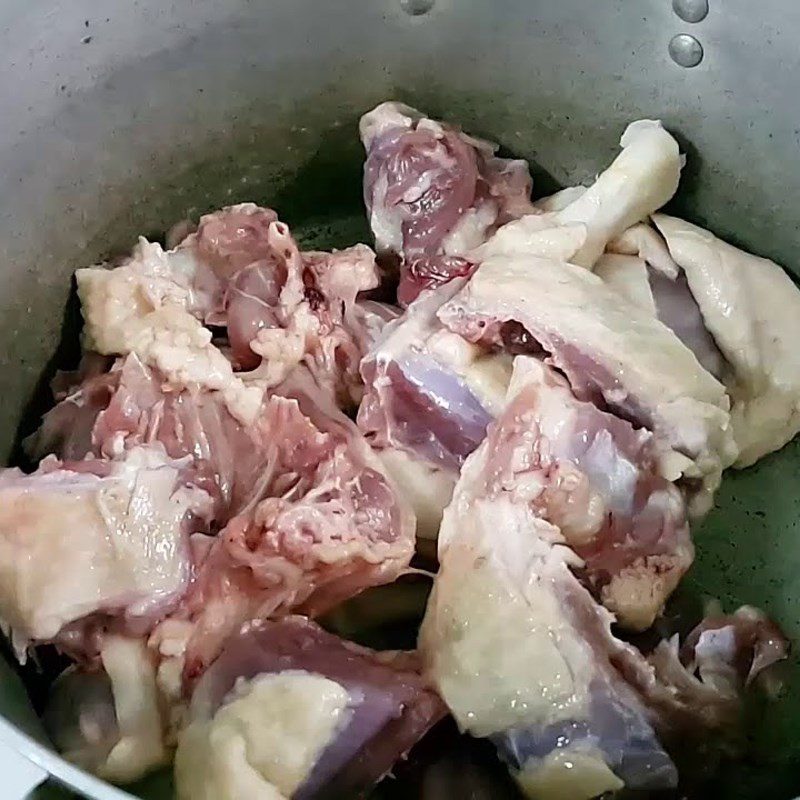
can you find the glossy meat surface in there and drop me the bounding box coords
[177,616,445,800]
[360,101,535,304]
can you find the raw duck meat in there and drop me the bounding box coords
[0,446,213,658]
[149,375,416,692]
[644,605,789,731]
[360,101,535,305]
[419,358,787,798]
[174,616,446,800]
[418,410,679,797]
[76,203,382,418]
[27,354,278,521]
[553,121,681,268]
[593,252,659,315]
[45,635,169,784]
[439,253,737,515]
[30,303,406,524]
[222,234,380,408]
[488,357,692,630]
[181,201,384,393]
[471,121,682,270]
[594,247,729,381]
[4,100,795,798]
[596,220,729,383]
[652,213,800,467]
[606,221,680,278]
[357,281,512,539]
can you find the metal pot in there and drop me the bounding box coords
[0,0,798,797]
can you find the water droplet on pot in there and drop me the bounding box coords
[672,0,709,23]
[669,33,704,67]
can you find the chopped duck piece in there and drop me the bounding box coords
[27,354,272,520]
[77,204,381,418]
[492,357,692,630]
[236,241,380,407]
[45,636,168,784]
[358,281,511,538]
[474,121,681,270]
[77,255,263,424]
[644,605,790,731]
[150,382,415,687]
[418,443,678,797]
[653,213,800,466]
[179,201,384,375]
[439,254,737,514]
[0,446,213,657]
[174,616,445,800]
[360,101,535,304]
[419,370,787,798]
[555,120,682,268]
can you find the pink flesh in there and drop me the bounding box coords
[191,616,445,800]
[397,256,475,307]
[357,284,494,473]
[224,229,379,405]
[190,204,280,280]
[156,382,415,683]
[434,372,788,789]
[182,205,381,406]
[361,107,534,304]
[28,355,259,520]
[481,362,692,629]
[0,447,212,661]
[364,125,480,257]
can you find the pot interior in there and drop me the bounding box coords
[0,1,799,798]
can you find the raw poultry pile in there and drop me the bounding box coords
[1,101,798,799]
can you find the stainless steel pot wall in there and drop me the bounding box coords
[0,1,799,798]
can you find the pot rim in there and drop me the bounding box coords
[0,716,135,800]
